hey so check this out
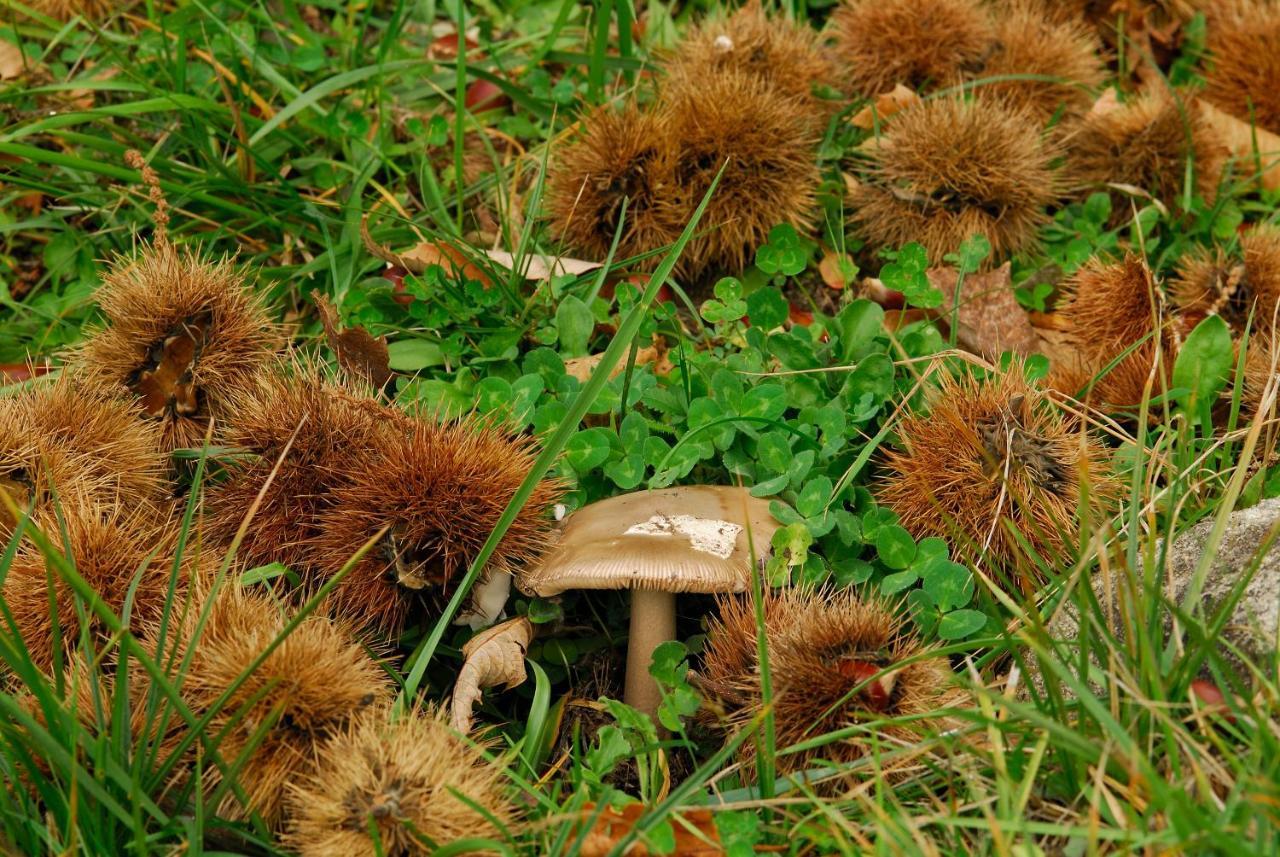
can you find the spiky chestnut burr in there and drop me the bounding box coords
[661,67,821,277]
[306,416,563,635]
[850,97,1058,266]
[544,104,685,270]
[158,584,393,829]
[1050,254,1179,411]
[698,587,955,783]
[829,0,996,98]
[2,501,184,673]
[664,0,836,126]
[284,707,518,856]
[976,1,1106,126]
[73,243,283,452]
[877,364,1114,583]
[0,375,166,538]
[1068,90,1227,222]
[1171,225,1280,335]
[1203,0,1280,134]
[202,368,405,577]
[30,0,115,20]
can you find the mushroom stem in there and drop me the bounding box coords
[624,589,677,719]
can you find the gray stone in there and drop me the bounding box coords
[1045,497,1280,685]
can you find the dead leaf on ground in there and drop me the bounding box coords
[1196,98,1280,192]
[818,250,857,290]
[575,803,723,857]
[0,362,52,385]
[1087,86,1123,120]
[484,249,601,280]
[314,294,392,389]
[450,616,533,734]
[0,41,25,80]
[564,337,672,383]
[849,84,919,129]
[360,217,495,285]
[927,263,1040,359]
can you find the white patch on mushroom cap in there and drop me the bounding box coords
[624,514,742,559]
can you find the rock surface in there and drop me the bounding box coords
[1046,497,1280,683]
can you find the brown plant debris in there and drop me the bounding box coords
[850,97,1058,266]
[74,243,283,452]
[314,294,392,390]
[829,0,996,98]
[877,364,1114,581]
[698,587,956,783]
[450,616,534,734]
[284,707,518,856]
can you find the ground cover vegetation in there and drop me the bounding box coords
[1,0,1279,853]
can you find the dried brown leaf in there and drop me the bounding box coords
[849,83,920,129]
[576,803,723,857]
[0,41,24,80]
[314,294,391,389]
[450,616,533,734]
[818,250,857,290]
[927,263,1039,359]
[564,337,672,383]
[1196,98,1280,192]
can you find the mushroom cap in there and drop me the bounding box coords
[516,486,781,597]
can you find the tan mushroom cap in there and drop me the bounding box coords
[518,485,781,597]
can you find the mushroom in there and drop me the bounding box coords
[516,485,782,719]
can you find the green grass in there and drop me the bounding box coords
[2,0,1280,854]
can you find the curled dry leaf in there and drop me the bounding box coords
[575,802,723,857]
[313,294,392,389]
[449,616,534,734]
[849,83,920,130]
[564,337,673,383]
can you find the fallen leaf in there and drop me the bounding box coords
[927,263,1040,359]
[849,83,919,129]
[788,303,814,327]
[360,216,494,286]
[1196,98,1280,192]
[450,616,533,734]
[465,78,508,112]
[484,249,602,280]
[576,803,723,857]
[314,294,392,389]
[564,337,672,383]
[818,250,856,290]
[0,41,24,80]
[1087,86,1123,120]
[0,362,52,384]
